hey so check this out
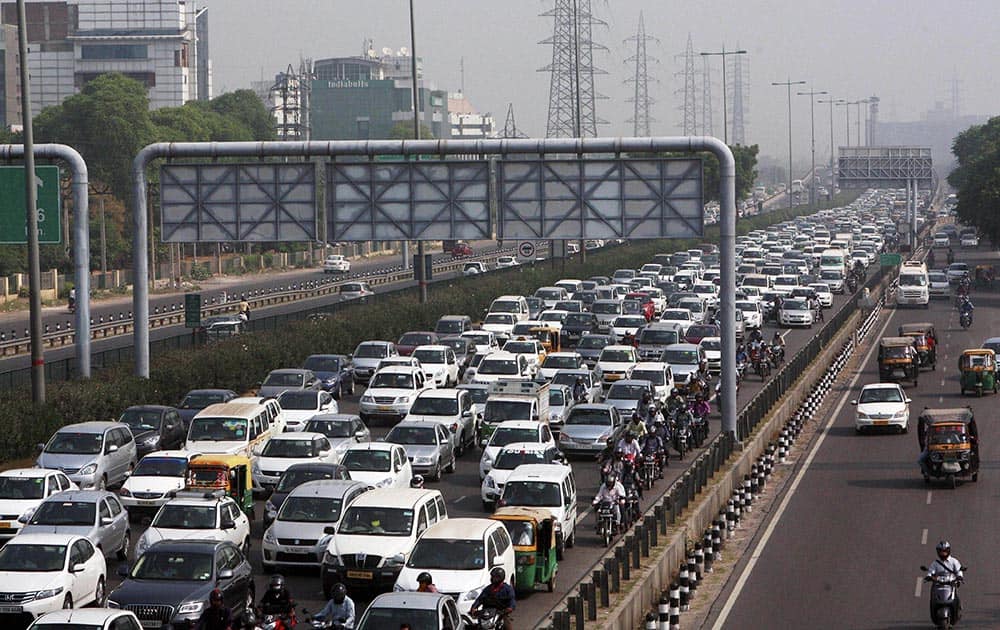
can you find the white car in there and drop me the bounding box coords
[659,308,694,335]
[628,362,674,404]
[461,330,500,355]
[0,534,107,619]
[779,298,814,328]
[340,282,374,300]
[412,345,461,388]
[496,256,519,268]
[698,337,723,374]
[610,315,648,342]
[463,261,488,276]
[691,282,720,311]
[808,283,834,308]
[946,262,970,283]
[596,345,640,387]
[772,275,800,297]
[404,388,479,456]
[735,300,763,329]
[0,469,77,541]
[134,491,251,559]
[252,432,341,491]
[359,366,432,425]
[118,451,198,512]
[500,339,545,377]
[323,255,351,273]
[537,352,586,381]
[480,442,567,510]
[340,442,413,489]
[927,271,950,298]
[960,233,979,248]
[852,383,911,433]
[277,390,338,432]
[933,232,950,247]
[481,313,518,341]
[26,609,142,630]
[478,420,556,481]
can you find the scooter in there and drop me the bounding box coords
[920,565,966,629]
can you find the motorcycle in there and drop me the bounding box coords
[622,488,641,528]
[959,310,972,330]
[846,275,859,293]
[770,343,785,366]
[242,612,295,630]
[641,453,658,490]
[594,499,618,547]
[302,612,345,630]
[671,417,689,459]
[920,566,966,629]
[467,607,506,630]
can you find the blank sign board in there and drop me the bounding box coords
[327,161,492,241]
[160,163,318,242]
[498,158,703,240]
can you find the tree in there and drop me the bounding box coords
[207,90,275,140]
[389,121,435,140]
[947,117,1000,245]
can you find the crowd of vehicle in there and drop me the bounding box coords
[2,190,913,630]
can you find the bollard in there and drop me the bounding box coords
[703,530,715,573]
[553,609,570,630]
[570,595,584,630]
[595,569,610,607]
[649,514,659,547]
[605,556,620,594]
[646,611,658,630]
[669,582,681,630]
[629,534,640,569]
[618,546,630,581]
[658,592,670,630]
[584,582,597,620]
[638,523,650,557]
[687,550,698,593]
[694,542,705,581]
[655,504,667,534]
[744,474,754,512]
[678,563,690,611]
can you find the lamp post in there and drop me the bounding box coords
[838,100,859,147]
[817,97,844,197]
[798,88,827,209]
[856,98,870,146]
[700,46,747,145]
[407,0,428,303]
[772,78,806,209]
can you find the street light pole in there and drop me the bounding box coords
[798,88,827,210]
[817,97,843,197]
[856,98,870,146]
[408,0,427,303]
[772,78,806,209]
[700,46,747,145]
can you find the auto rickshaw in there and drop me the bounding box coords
[898,322,937,370]
[530,326,561,355]
[878,337,919,386]
[490,507,558,593]
[917,408,979,487]
[959,348,998,396]
[187,454,254,516]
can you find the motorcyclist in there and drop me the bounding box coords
[735,344,748,367]
[958,295,974,323]
[194,589,232,630]
[640,430,665,477]
[748,328,763,344]
[470,567,516,630]
[666,389,686,414]
[853,258,865,279]
[68,287,76,313]
[313,582,355,630]
[602,447,626,481]
[691,394,711,420]
[625,412,648,439]
[572,376,588,403]
[259,574,296,621]
[416,572,439,593]
[645,404,665,430]
[238,297,251,322]
[925,541,964,617]
[615,431,642,459]
[947,247,955,265]
[592,475,626,533]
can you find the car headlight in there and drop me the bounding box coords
[481,453,493,465]
[376,478,393,488]
[361,395,375,403]
[78,463,98,476]
[107,600,120,609]
[893,409,908,418]
[395,396,412,405]
[856,412,869,420]
[414,457,432,465]
[32,587,63,601]
[484,476,495,488]
[463,587,483,601]
[384,553,405,568]
[177,601,205,615]
[263,527,276,544]
[252,461,261,473]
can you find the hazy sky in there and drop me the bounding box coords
[204,0,999,166]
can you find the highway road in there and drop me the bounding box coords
[709,246,999,629]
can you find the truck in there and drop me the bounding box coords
[834,232,854,251]
[479,380,551,447]
[791,179,804,195]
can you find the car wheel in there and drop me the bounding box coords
[243,585,255,619]
[97,475,107,491]
[62,594,73,609]
[117,530,130,561]
[430,462,442,482]
[243,537,251,556]
[94,575,107,607]
[348,378,356,396]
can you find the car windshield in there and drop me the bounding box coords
[928,426,969,445]
[631,370,664,385]
[0,476,46,500]
[639,329,679,345]
[338,507,413,536]
[662,310,691,321]
[536,289,562,299]
[664,349,698,365]
[502,481,561,507]
[459,387,489,404]
[504,342,536,354]
[928,273,948,282]
[386,426,438,446]
[614,317,647,327]
[735,302,757,312]
[278,496,343,523]
[479,359,519,375]
[490,427,539,447]
[370,373,415,389]
[304,419,354,438]
[821,270,844,280]
[275,468,340,492]
[133,457,188,478]
[264,372,304,387]
[565,314,594,326]
[188,418,247,442]
[355,344,388,359]
[30,501,95,526]
[494,449,547,469]
[622,301,643,315]
[542,356,578,371]
[0,544,65,572]
[440,339,468,355]
[303,356,341,372]
[899,273,927,287]
[783,300,809,311]
[859,388,904,404]
[119,409,161,432]
[578,336,610,349]
[687,326,717,337]
[151,504,216,529]
[44,431,103,455]
[608,384,647,400]
[278,391,320,411]
[407,539,485,570]
[413,349,445,364]
[485,401,531,422]
[883,345,910,359]
[341,450,391,472]
[408,397,459,416]
[701,339,722,351]
[262,439,317,458]
[592,302,620,314]
[552,373,586,388]
[484,313,516,325]
[600,350,634,363]
[566,409,612,426]
[180,392,227,409]
[130,551,213,581]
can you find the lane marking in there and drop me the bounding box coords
[711,300,897,629]
[921,528,928,545]
[926,491,933,505]
[453,495,467,503]
[915,576,923,597]
[940,379,946,387]
[938,396,944,403]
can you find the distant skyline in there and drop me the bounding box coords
[203,0,998,165]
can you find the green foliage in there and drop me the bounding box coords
[702,144,760,202]
[190,263,212,281]
[207,90,276,141]
[389,121,435,140]
[948,116,1000,245]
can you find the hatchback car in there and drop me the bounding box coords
[402,388,477,457]
[0,469,76,541]
[118,450,199,513]
[359,367,432,425]
[27,609,142,630]
[302,354,356,398]
[276,390,338,432]
[927,271,950,298]
[257,368,321,398]
[116,406,186,458]
[340,282,374,300]
[264,462,351,526]
[176,389,238,428]
[779,298,815,328]
[36,422,137,491]
[480,442,567,511]
[20,490,130,561]
[341,443,413,490]
[558,404,622,456]
[397,332,439,357]
[384,420,456,481]
[252,432,341,491]
[351,341,398,383]
[852,383,911,433]
[356,591,464,630]
[478,421,556,481]
[604,379,655,417]
[323,254,351,273]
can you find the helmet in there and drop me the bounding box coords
[490,567,506,585]
[624,431,635,441]
[410,474,424,488]
[605,475,616,488]
[936,540,951,559]
[331,582,347,604]
[417,572,433,585]
[648,404,657,413]
[268,574,285,593]
[209,588,224,604]
[614,447,624,458]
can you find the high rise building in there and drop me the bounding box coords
[0,0,210,117]
[0,23,20,128]
[448,91,495,139]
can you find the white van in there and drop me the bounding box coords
[186,402,275,459]
[819,249,849,275]
[489,296,530,323]
[321,488,448,597]
[498,464,577,558]
[897,261,930,308]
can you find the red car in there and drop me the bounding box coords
[451,242,473,258]
[685,324,720,345]
[624,292,656,321]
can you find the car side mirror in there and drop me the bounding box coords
[252,445,263,456]
[71,562,86,573]
[905,398,913,404]
[850,400,857,405]
[318,450,330,458]
[123,469,132,478]
[106,444,119,454]
[491,555,505,568]
[101,517,114,526]
[217,568,234,580]
[323,525,336,535]
[117,564,130,578]
[222,520,236,530]
[36,443,45,452]
[463,410,472,418]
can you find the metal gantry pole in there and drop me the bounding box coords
[798,89,827,210]
[408,0,428,303]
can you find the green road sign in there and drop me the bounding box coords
[880,253,903,267]
[184,293,202,328]
[0,166,61,244]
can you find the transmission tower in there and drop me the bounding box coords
[674,33,698,135]
[539,0,607,137]
[501,103,529,138]
[700,55,714,136]
[729,47,749,144]
[624,12,658,137]
[269,61,313,141]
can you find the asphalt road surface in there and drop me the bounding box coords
[709,245,999,630]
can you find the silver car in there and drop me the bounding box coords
[384,420,456,481]
[36,422,137,490]
[557,404,623,456]
[258,368,321,398]
[19,489,131,560]
[304,414,371,453]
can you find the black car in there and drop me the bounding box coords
[264,461,351,526]
[110,539,254,629]
[117,405,187,458]
[438,337,475,378]
[562,312,600,346]
[302,354,356,399]
[177,389,238,428]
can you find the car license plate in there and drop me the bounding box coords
[140,621,161,630]
[892,369,905,377]
[0,521,10,528]
[873,420,888,426]
[942,462,961,473]
[346,570,373,580]
[138,500,157,506]
[0,606,21,613]
[378,406,393,412]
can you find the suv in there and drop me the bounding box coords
[116,406,186,458]
[36,422,137,491]
[404,388,478,456]
[359,366,432,424]
[134,490,251,560]
[0,468,77,541]
[351,341,399,383]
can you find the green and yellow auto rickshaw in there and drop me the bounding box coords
[878,337,919,386]
[186,454,254,517]
[959,348,998,397]
[490,507,558,593]
[898,322,937,370]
